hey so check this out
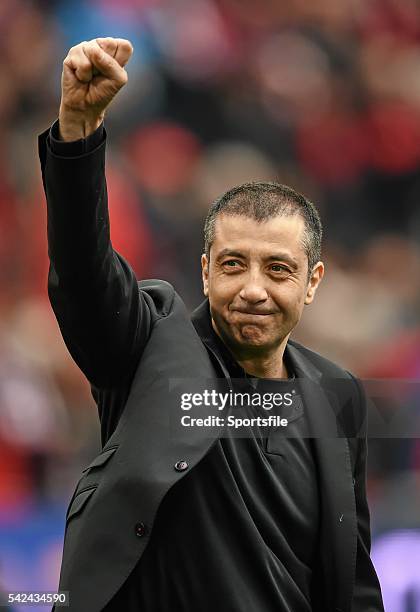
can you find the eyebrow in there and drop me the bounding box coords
[215,249,299,269]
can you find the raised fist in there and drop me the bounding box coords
[59,37,133,141]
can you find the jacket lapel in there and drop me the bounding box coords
[286,343,357,612]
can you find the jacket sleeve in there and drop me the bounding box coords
[38,122,152,389]
[351,380,385,612]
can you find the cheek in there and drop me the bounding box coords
[208,275,240,302]
[273,287,306,313]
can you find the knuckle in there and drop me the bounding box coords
[72,41,86,52]
[116,71,128,87]
[84,41,96,53]
[92,45,103,58]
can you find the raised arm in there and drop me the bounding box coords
[39,38,152,389]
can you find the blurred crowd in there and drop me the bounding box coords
[0,0,420,604]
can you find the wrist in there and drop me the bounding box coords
[58,105,105,141]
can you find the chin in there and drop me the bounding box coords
[238,329,267,345]
[233,326,275,350]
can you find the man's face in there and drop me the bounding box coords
[201,213,324,358]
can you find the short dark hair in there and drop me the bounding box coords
[203,181,322,274]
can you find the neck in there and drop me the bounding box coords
[211,318,290,379]
[236,345,289,379]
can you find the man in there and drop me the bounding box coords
[39,37,384,611]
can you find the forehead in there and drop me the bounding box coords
[211,213,306,258]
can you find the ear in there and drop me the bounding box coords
[305,261,324,305]
[201,253,209,297]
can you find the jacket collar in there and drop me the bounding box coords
[190,298,244,382]
[190,298,214,346]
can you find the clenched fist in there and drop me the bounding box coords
[59,37,133,142]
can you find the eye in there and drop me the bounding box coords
[221,259,244,273]
[270,264,291,274]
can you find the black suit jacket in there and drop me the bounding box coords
[38,127,384,612]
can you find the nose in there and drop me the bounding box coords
[238,271,269,304]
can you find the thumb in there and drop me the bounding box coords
[83,44,128,85]
[96,37,133,68]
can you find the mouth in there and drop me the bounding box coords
[233,309,273,317]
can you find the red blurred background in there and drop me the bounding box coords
[0,0,419,609]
